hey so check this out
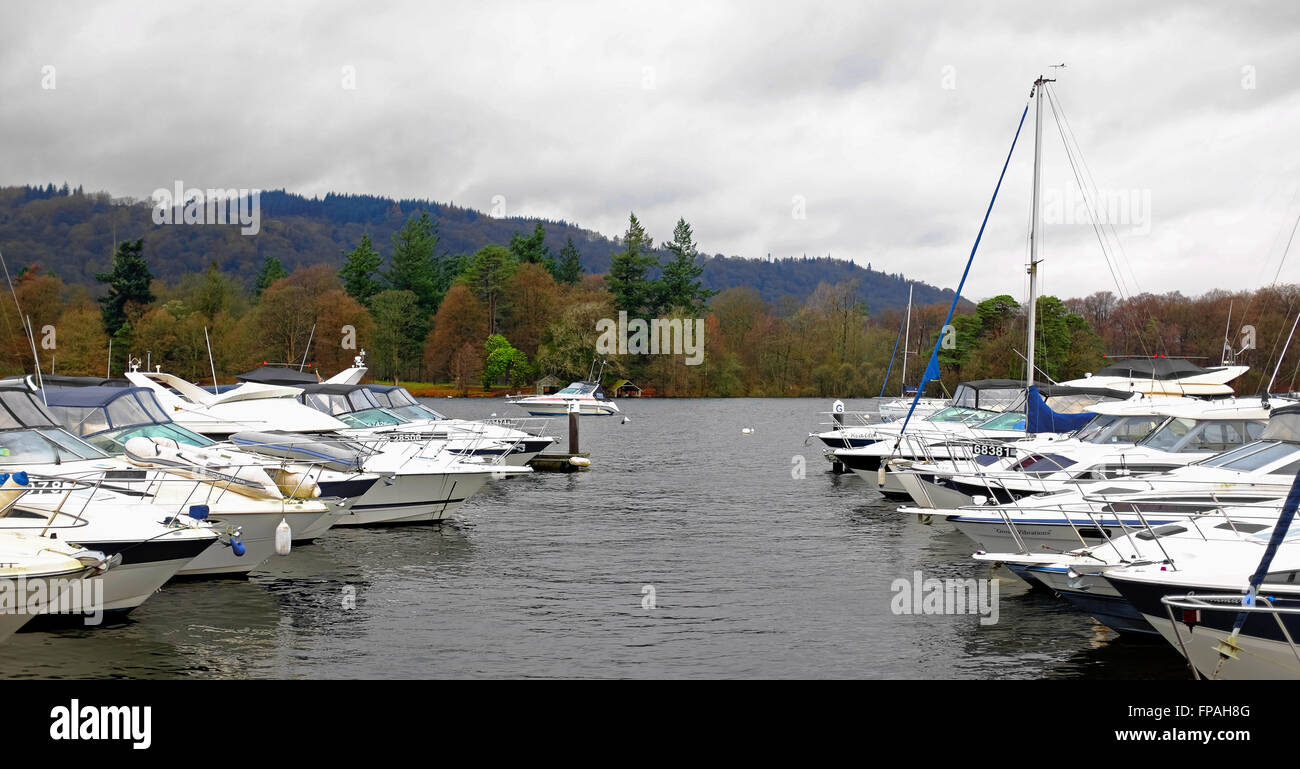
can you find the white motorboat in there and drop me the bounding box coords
[833,384,1127,498]
[911,403,1300,554]
[895,396,1273,509]
[1104,531,1300,679]
[41,385,341,570]
[508,380,619,416]
[116,367,530,525]
[1060,356,1251,397]
[0,530,112,640]
[812,378,1030,452]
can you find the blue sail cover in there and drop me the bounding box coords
[1025,385,1093,434]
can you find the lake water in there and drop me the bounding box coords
[0,398,1189,679]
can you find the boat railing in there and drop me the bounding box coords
[814,410,876,431]
[483,416,552,436]
[1160,592,1300,679]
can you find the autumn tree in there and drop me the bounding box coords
[425,283,489,380]
[501,262,561,358]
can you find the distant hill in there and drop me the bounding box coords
[0,184,960,315]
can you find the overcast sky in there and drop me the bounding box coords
[4,1,1300,302]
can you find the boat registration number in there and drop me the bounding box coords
[972,442,1016,458]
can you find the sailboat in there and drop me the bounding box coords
[877,285,950,421]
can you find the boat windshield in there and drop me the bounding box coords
[974,412,1027,431]
[1198,440,1299,471]
[555,384,596,396]
[338,408,406,428]
[370,388,446,419]
[388,404,447,421]
[925,407,998,424]
[1139,418,1261,453]
[0,428,109,465]
[85,423,214,453]
[1074,414,1167,445]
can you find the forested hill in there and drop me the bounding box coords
[0,184,957,314]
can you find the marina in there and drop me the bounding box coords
[7,8,1300,750]
[0,396,1190,679]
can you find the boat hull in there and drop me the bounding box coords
[331,471,491,526]
[179,508,331,577]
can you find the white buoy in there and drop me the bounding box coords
[275,518,292,556]
[622,417,629,424]
[742,427,754,435]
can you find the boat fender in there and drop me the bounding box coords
[270,469,321,499]
[275,518,292,556]
[568,456,591,467]
[877,466,886,487]
[0,472,29,510]
[231,538,246,557]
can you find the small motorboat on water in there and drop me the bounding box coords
[508,380,620,416]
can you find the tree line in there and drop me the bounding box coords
[3,205,1299,397]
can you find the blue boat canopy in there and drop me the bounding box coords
[42,386,173,437]
[1025,384,1096,434]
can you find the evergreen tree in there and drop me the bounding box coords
[95,238,154,335]
[386,212,439,315]
[253,255,288,299]
[340,233,383,305]
[657,218,714,314]
[460,245,518,335]
[368,289,421,381]
[606,213,658,316]
[508,222,557,276]
[555,237,584,285]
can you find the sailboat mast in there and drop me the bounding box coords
[1026,75,1051,394]
[901,284,912,397]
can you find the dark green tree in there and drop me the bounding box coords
[340,233,383,305]
[369,289,422,381]
[657,218,714,314]
[95,238,154,335]
[606,213,658,316]
[253,255,288,299]
[555,236,584,285]
[386,212,439,315]
[460,245,518,335]
[509,222,557,276]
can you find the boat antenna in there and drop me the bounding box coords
[587,357,598,381]
[205,326,220,394]
[25,314,46,405]
[0,247,47,404]
[1264,311,1300,406]
[901,284,913,398]
[1012,348,1058,384]
[300,322,317,371]
[1221,299,1235,366]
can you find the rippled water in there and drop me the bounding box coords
[0,398,1190,679]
